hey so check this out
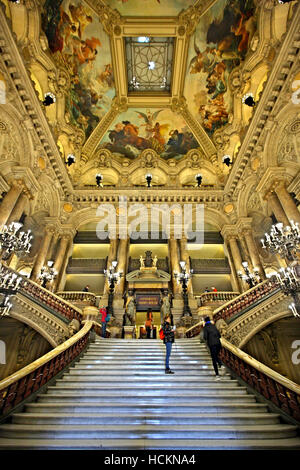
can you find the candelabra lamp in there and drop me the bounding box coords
[0,222,33,259]
[104,261,123,317]
[0,263,23,318]
[174,261,193,317]
[267,267,300,319]
[261,220,300,262]
[38,261,57,288]
[237,261,261,289]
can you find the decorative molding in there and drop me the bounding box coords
[12,293,70,348]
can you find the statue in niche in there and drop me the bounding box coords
[161,295,171,324]
[124,295,136,325]
[144,251,153,267]
[139,255,145,268]
[153,255,158,267]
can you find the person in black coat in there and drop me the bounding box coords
[203,316,223,380]
[162,315,175,374]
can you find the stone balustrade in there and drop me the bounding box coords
[196,291,239,307]
[56,291,97,307]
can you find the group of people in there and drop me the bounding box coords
[161,314,224,378]
[89,288,223,378]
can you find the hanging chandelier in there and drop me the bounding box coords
[0,263,23,318]
[267,267,300,319]
[0,222,33,259]
[261,220,300,261]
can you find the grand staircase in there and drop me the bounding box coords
[0,337,299,450]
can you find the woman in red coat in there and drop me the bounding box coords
[99,306,107,338]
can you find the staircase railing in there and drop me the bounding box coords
[185,298,300,423]
[0,321,93,420]
[220,338,300,423]
[56,291,97,307]
[195,291,239,306]
[1,264,82,323]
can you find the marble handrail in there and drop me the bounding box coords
[56,291,97,306]
[0,264,82,322]
[0,322,93,417]
[195,291,239,306]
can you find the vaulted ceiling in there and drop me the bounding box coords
[0,0,298,192]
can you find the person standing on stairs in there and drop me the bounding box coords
[100,305,108,338]
[162,314,175,374]
[203,316,223,381]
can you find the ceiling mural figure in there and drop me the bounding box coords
[97,108,200,161]
[106,0,195,17]
[184,0,257,137]
[41,0,115,139]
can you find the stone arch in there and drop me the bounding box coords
[0,103,34,168]
[239,310,292,349]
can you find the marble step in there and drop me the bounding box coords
[25,402,269,414]
[11,412,281,426]
[1,437,300,450]
[47,384,247,394]
[0,423,297,440]
[57,378,235,386]
[66,369,218,376]
[36,393,256,403]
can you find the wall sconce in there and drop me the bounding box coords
[66,154,76,166]
[195,174,202,187]
[222,155,232,167]
[96,173,103,187]
[42,92,56,106]
[145,173,152,188]
[242,93,255,107]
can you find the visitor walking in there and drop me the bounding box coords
[203,316,223,380]
[162,314,175,374]
[145,309,153,339]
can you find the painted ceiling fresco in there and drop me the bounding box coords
[97,108,199,160]
[41,0,115,139]
[184,0,257,137]
[106,0,194,17]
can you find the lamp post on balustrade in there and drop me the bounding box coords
[38,261,57,289]
[174,261,193,317]
[237,261,261,289]
[104,261,123,317]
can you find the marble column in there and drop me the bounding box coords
[274,183,300,225]
[227,236,247,292]
[6,193,28,225]
[30,227,54,282]
[243,229,266,280]
[266,191,290,226]
[225,244,240,293]
[52,235,71,291]
[169,236,181,297]
[0,181,24,227]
